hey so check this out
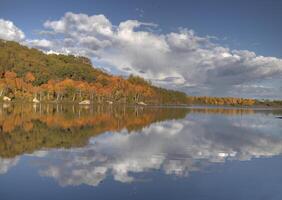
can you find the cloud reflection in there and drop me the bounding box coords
[32,113,282,187]
[0,157,19,174]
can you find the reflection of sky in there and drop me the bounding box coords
[1,111,282,187]
[0,157,19,174]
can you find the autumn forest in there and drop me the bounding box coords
[0,39,280,107]
[0,39,188,105]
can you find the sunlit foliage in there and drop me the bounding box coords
[0,40,187,104]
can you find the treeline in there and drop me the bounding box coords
[255,99,282,107]
[187,96,282,107]
[0,71,186,104]
[0,40,187,104]
[187,96,256,106]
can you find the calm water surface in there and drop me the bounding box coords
[0,104,281,200]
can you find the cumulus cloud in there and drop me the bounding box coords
[24,39,54,50]
[0,19,25,41]
[1,13,282,97]
[26,12,281,98]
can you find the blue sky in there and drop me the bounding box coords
[0,0,281,98]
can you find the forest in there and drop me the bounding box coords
[0,39,187,105]
[0,39,280,107]
[186,94,282,107]
[187,96,256,106]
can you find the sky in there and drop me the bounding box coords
[0,0,281,99]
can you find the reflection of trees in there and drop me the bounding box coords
[0,105,281,187]
[190,108,255,115]
[0,104,189,158]
[37,113,282,187]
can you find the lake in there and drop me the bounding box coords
[0,103,281,200]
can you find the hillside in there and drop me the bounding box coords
[1,39,278,107]
[0,39,108,85]
[0,39,187,104]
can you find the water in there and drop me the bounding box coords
[0,103,281,200]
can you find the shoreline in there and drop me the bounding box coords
[0,101,281,110]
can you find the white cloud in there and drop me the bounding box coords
[0,19,25,41]
[24,39,54,49]
[32,12,282,98]
[44,12,113,36]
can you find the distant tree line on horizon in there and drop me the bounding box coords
[186,95,282,107]
[187,96,256,106]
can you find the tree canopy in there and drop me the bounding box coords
[0,39,188,104]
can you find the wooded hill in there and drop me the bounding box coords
[1,39,277,107]
[0,39,187,104]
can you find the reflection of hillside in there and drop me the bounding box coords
[0,104,189,158]
[190,108,255,115]
[0,105,281,187]
[37,111,282,187]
